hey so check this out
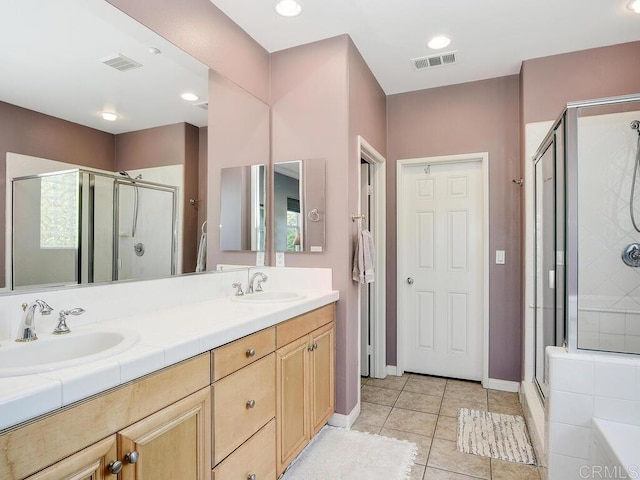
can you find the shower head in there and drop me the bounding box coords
[631,120,640,131]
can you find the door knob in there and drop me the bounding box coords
[107,460,123,474]
[407,277,414,284]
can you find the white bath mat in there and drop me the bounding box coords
[457,408,537,465]
[281,426,417,480]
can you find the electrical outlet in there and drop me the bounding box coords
[256,251,265,267]
[496,250,505,265]
[275,252,285,267]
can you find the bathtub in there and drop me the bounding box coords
[591,418,640,479]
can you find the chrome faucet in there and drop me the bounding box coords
[53,308,86,335]
[248,272,268,294]
[16,300,53,342]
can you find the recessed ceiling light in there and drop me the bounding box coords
[628,0,640,13]
[274,0,302,17]
[181,92,199,102]
[147,47,162,55]
[101,112,119,121]
[428,35,452,50]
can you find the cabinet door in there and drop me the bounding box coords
[309,322,335,435]
[275,335,310,476]
[118,387,211,480]
[25,436,117,480]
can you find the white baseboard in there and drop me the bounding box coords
[386,365,398,376]
[328,402,360,428]
[483,378,520,392]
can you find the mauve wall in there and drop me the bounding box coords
[387,76,522,381]
[0,101,114,288]
[271,35,386,415]
[198,127,208,244]
[106,0,270,103]
[521,41,640,124]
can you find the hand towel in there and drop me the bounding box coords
[195,229,207,272]
[352,229,375,283]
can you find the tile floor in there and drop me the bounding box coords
[353,374,542,480]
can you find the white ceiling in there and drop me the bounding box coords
[209,0,640,95]
[0,0,208,135]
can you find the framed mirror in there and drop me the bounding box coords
[274,159,325,253]
[0,0,209,291]
[219,164,266,251]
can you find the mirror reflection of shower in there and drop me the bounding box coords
[119,171,142,238]
[622,120,640,267]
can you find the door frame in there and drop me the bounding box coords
[358,136,386,379]
[396,152,489,386]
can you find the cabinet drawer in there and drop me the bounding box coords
[276,304,334,348]
[212,353,275,464]
[212,419,276,480]
[212,327,275,381]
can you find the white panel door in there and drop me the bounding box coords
[400,160,483,380]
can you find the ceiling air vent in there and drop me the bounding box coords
[194,101,208,111]
[101,53,142,72]
[411,51,457,71]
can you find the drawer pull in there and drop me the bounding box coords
[308,343,318,351]
[248,475,256,480]
[246,348,256,357]
[246,399,256,409]
[107,460,123,474]
[124,451,139,464]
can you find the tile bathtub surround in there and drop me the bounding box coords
[355,374,541,480]
[546,346,640,480]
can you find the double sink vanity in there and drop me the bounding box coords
[0,267,338,480]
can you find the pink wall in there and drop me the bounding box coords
[106,0,270,104]
[521,41,640,124]
[387,76,522,381]
[271,35,386,415]
[207,70,270,267]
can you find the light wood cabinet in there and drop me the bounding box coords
[118,387,211,480]
[275,305,335,476]
[24,436,117,480]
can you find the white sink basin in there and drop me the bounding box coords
[0,328,139,377]
[231,291,304,303]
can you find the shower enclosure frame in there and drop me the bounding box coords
[533,93,640,360]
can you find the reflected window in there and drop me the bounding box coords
[40,173,78,248]
[286,197,301,251]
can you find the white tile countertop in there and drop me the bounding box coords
[0,288,339,432]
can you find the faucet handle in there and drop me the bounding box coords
[53,308,85,335]
[232,282,244,296]
[255,275,268,292]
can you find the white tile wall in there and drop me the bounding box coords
[547,347,640,480]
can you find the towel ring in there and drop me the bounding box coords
[307,208,320,222]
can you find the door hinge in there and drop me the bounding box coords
[367,185,374,196]
[367,345,373,355]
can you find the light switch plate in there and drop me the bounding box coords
[256,251,265,267]
[496,250,505,265]
[275,252,285,267]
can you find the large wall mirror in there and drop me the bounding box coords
[0,0,210,291]
[274,159,325,253]
[219,164,266,251]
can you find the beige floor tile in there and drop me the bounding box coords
[350,420,381,434]
[356,401,392,427]
[404,376,447,397]
[487,390,520,405]
[361,384,402,406]
[410,463,426,480]
[367,374,409,391]
[380,427,433,465]
[434,415,458,441]
[361,377,368,386]
[423,467,484,479]
[409,374,448,385]
[538,465,548,480]
[427,439,491,479]
[383,407,438,437]
[439,396,488,418]
[395,390,442,414]
[444,381,487,401]
[491,459,540,480]
[487,402,524,416]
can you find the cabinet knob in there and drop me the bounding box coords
[248,474,256,480]
[308,345,314,352]
[313,343,318,350]
[107,460,123,474]
[246,348,256,357]
[124,451,139,464]
[246,399,256,409]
